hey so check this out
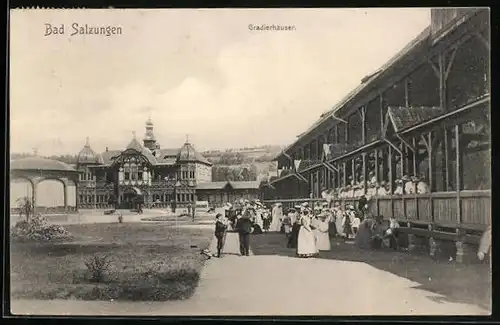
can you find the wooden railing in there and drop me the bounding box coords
[264,190,491,230]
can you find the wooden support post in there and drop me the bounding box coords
[438,53,447,111]
[360,106,366,144]
[412,137,417,176]
[455,124,462,224]
[374,149,379,182]
[351,159,355,183]
[443,128,451,191]
[362,153,367,194]
[388,146,393,194]
[343,162,347,187]
[404,77,409,107]
[475,31,490,51]
[379,94,384,133]
[399,142,405,177]
[382,148,389,184]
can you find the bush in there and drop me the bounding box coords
[84,254,112,283]
[10,213,72,242]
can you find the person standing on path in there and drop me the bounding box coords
[236,207,253,256]
[297,208,318,258]
[214,213,229,258]
[270,203,283,232]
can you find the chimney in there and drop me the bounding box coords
[106,146,108,152]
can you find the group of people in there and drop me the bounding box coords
[279,200,401,257]
[321,172,430,203]
[213,199,276,258]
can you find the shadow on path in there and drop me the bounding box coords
[250,232,491,311]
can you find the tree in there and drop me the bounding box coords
[16,197,34,222]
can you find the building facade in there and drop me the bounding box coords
[76,118,215,209]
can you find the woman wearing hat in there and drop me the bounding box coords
[334,202,344,238]
[315,210,332,251]
[297,208,318,257]
[270,203,283,232]
[394,179,404,195]
[377,181,388,196]
[417,175,430,194]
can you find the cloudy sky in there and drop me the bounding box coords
[10,8,430,156]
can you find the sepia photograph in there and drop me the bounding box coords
[8,7,491,316]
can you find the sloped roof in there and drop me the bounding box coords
[177,142,212,165]
[229,181,261,190]
[296,160,322,172]
[100,150,122,165]
[196,181,261,190]
[196,181,229,190]
[126,137,144,152]
[386,106,445,133]
[11,157,78,172]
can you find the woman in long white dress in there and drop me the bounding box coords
[297,210,319,258]
[315,212,331,251]
[270,203,283,232]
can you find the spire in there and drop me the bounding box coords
[132,131,136,139]
[186,134,189,144]
[85,136,90,147]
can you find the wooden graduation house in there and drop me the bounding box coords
[263,9,490,261]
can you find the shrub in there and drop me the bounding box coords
[84,254,112,283]
[10,213,72,242]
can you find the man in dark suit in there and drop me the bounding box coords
[235,209,252,256]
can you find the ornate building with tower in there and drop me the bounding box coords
[75,118,260,209]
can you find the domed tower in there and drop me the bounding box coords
[143,117,157,151]
[77,137,103,166]
[76,137,103,183]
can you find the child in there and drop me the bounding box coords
[214,213,228,258]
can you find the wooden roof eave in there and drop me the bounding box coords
[399,96,490,136]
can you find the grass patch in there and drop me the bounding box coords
[251,233,491,311]
[10,223,214,301]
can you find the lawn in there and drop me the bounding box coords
[250,232,491,311]
[10,222,214,301]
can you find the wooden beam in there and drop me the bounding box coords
[412,137,417,177]
[427,59,439,78]
[396,134,416,153]
[400,142,405,177]
[438,53,447,111]
[384,139,403,156]
[361,106,366,144]
[475,31,490,51]
[379,94,385,132]
[323,161,339,173]
[445,128,452,191]
[374,149,379,183]
[455,124,462,224]
[444,47,458,82]
[420,133,430,150]
[388,146,393,193]
[404,78,410,107]
[343,162,347,187]
[362,153,367,194]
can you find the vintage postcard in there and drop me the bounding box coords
[8,8,491,316]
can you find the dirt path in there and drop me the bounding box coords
[11,232,489,316]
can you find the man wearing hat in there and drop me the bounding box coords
[376,181,387,196]
[235,208,253,256]
[288,205,302,248]
[214,213,229,258]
